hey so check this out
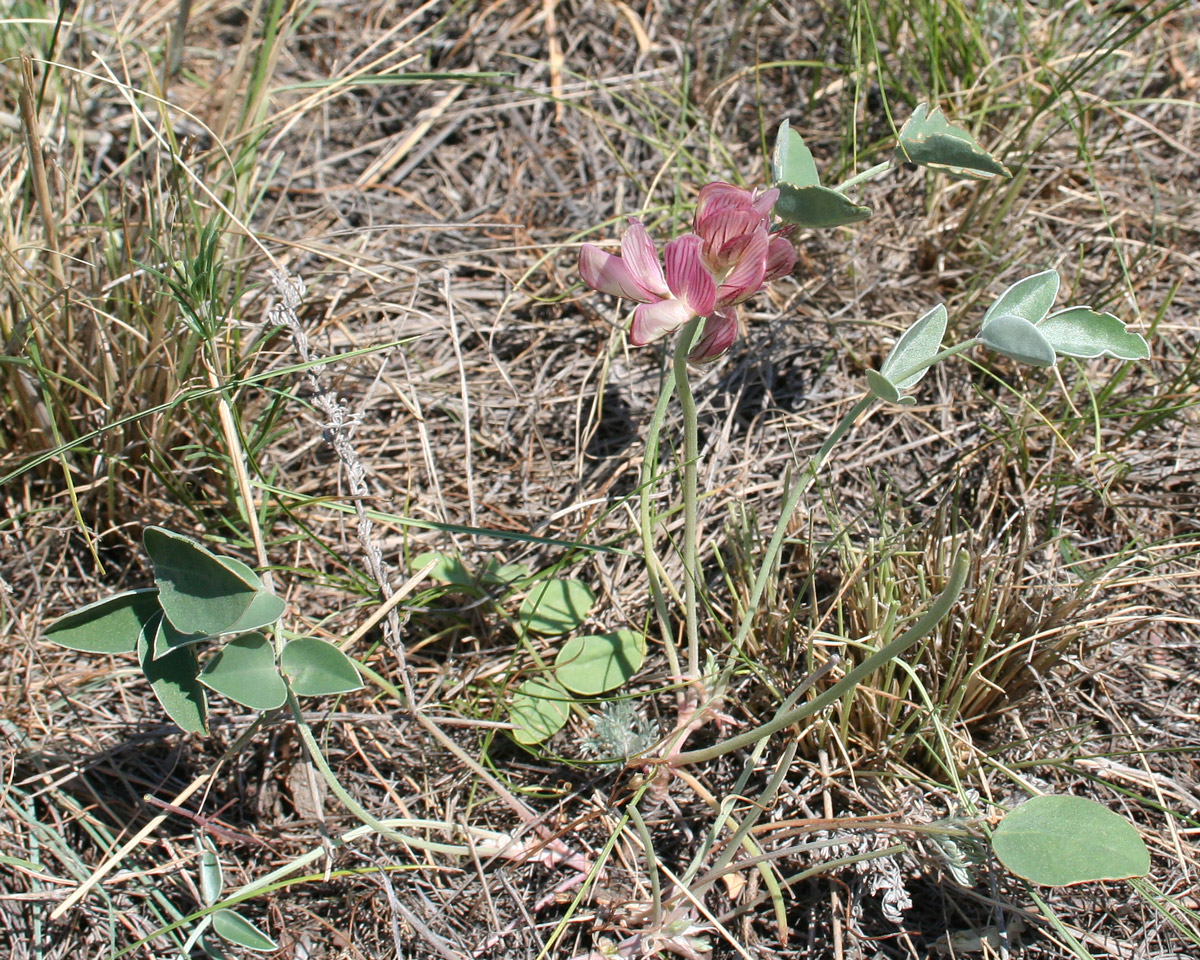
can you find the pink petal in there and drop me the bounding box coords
[664,234,717,316]
[695,182,755,226]
[751,187,780,217]
[688,310,739,363]
[630,298,694,345]
[764,235,796,282]
[696,208,765,262]
[715,232,767,307]
[620,219,670,299]
[579,243,658,302]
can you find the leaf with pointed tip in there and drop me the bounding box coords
[44,588,161,654]
[555,630,646,696]
[980,314,1057,367]
[200,633,287,711]
[280,637,363,697]
[993,795,1149,886]
[509,678,571,745]
[151,612,208,660]
[771,119,821,188]
[198,837,223,906]
[212,909,277,952]
[896,102,1011,179]
[1037,307,1149,361]
[982,269,1060,327]
[144,527,285,638]
[519,580,594,636]
[138,618,209,734]
[774,184,872,228]
[881,303,948,390]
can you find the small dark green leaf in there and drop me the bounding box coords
[44,588,161,654]
[555,630,646,696]
[138,619,209,734]
[1037,307,1150,361]
[144,527,285,637]
[896,102,1011,179]
[200,633,287,711]
[771,119,821,188]
[519,579,594,636]
[979,314,1057,367]
[881,303,948,390]
[212,909,277,952]
[993,795,1150,886]
[774,183,872,228]
[509,678,571,745]
[280,637,363,697]
[982,269,1060,327]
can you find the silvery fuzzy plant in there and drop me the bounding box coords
[563,105,1151,958]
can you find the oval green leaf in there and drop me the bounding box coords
[554,629,646,696]
[138,619,209,735]
[865,367,902,405]
[519,579,594,636]
[771,119,821,188]
[896,102,1011,179]
[993,795,1150,886]
[280,637,363,697]
[199,840,223,906]
[212,909,277,952]
[1037,307,1150,361]
[144,526,285,637]
[200,632,287,711]
[44,588,161,654]
[509,678,571,745]
[881,303,948,390]
[412,550,474,586]
[774,183,872,228]
[151,611,207,660]
[979,314,1057,367]
[982,269,1060,327]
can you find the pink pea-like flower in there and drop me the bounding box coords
[579,185,796,362]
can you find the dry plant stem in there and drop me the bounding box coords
[672,317,704,682]
[18,56,64,292]
[48,714,270,920]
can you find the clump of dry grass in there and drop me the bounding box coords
[2,0,1199,958]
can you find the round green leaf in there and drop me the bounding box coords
[413,550,473,586]
[281,637,363,697]
[200,633,287,711]
[519,579,594,636]
[865,368,902,405]
[979,314,1057,367]
[982,269,1060,327]
[138,619,209,735]
[212,909,277,952]
[480,560,532,587]
[993,795,1150,886]
[509,678,571,745]
[144,526,285,637]
[44,588,161,654]
[1037,307,1150,361]
[554,630,646,696]
[774,183,872,228]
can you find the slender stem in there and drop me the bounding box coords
[639,362,683,691]
[672,317,704,680]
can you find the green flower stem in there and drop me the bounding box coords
[640,361,684,691]
[672,316,704,680]
[886,337,979,387]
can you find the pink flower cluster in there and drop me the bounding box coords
[579,183,796,362]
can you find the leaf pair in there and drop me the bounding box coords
[44,526,363,733]
[198,836,277,952]
[978,269,1149,368]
